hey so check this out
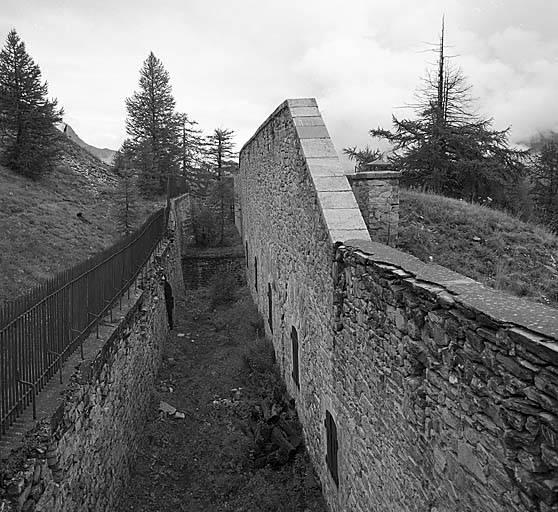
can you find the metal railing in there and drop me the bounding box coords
[0,207,166,438]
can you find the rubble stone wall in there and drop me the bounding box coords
[334,240,558,512]
[347,171,400,246]
[182,251,245,289]
[239,99,352,508]
[173,193,195,249]
[0,213,185,512]
[239,98,558,512]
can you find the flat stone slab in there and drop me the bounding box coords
[318,191,360,209]
[322,208,369,231]
[313,176,352,192]
[305,157,345,177]
[344,239,558,339]
[300,139,338,159]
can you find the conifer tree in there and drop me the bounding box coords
[125,52,180,196]
[0,29,63,178]
[113,140,138,234]
[207,128,236,244]
[531,141,558,231]
[370,20,526,208]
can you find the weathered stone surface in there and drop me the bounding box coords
[237,98,558,512]
[0,210,185,512]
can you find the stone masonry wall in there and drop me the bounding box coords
[182,251,245,289]
[173,193,195,250]
[0,210,185,512]
[334,240,558,512]
[238,98,370,511]
[238,98,558,512]
[348,171,400,246]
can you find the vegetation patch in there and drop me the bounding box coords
[398,188,558,308]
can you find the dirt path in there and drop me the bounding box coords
[116,284,327,512]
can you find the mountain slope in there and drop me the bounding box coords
[62,123,117,165]
[398,189,558,308]
[0,134,159,306]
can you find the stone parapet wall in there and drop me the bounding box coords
[334,239,558,511]
[347,170,400,246]
[182,251,245,289]
[239,99,350,508]
[0,222,184,511]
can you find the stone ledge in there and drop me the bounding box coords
[347,171,401,180]
[340,239,558,340]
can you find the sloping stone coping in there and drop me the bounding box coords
[344,238,558,343]
[241,98,371,244]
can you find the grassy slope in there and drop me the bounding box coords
[0,136,160,306]
[398,189,558,308]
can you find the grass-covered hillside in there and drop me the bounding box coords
[0,136,160,306]
[398,189,558,309]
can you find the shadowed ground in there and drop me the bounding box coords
[116,283,326,512]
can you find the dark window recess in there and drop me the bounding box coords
[254,256,258,291]
[325,410,339,485]
[291,326,299,388]
[268,283,273,333]
[245,241,248,268]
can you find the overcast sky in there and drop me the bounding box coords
[2,0,557,169]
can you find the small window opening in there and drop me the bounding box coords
[245,241,248,268]
[291,326,299,389]
[254,256,258,291]
[268,283,273,333]
[325,410,339,485]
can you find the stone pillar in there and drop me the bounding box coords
[347,169,400,246]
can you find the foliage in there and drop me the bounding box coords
[113,141,139,234]
[206,128,236,244]
[177,112,207,191]
[342,145,381,170]
[0,29,63,179]
[531,141,558,231]
[192,204,218,246]
[125,52,180,196]
[370,21,527,209]
[398,188,558,308]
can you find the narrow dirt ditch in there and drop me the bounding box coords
[116,277,327,512]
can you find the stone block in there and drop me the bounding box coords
[313,176,352,192]
[305,157,345,176]
[293,116,325,127]
[318,191,360,210]
[289,106,320,118]
[295,124,330,139]
[300,138,338,159]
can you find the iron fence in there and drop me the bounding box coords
[0,207,166,439]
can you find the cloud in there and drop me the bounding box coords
[0,0,556,153]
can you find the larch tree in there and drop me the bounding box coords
[531,141,558,231]
[0,29,63,178]
[343,145,381,171]
[125,52,180,196]
[206,128,236,244]
[370,19,527,209]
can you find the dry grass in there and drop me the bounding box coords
[0,137,161,306]
[398,189,558,308]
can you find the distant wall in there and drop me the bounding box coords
[182,250,245,289]
[173,193,195,250]
[238,98,558,512]
[0,208,185,512]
